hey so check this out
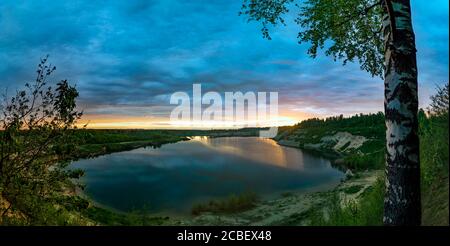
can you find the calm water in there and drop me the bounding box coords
[72,137,343,214]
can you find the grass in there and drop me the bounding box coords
[422,176,449,225]
[2,112,446,225]
[191,192,259,216]
[340,151,384,171]
[312,172,449,226]
[275,113,386,171]
[72,128,266,159]
[281,191,294,197]
[81,206,170,226]
[341,185,364,195]
[306,113,449,226]
[310,178,384,226]
[419,114,449,225]
[1,194,94,226]
[74,131,188,159]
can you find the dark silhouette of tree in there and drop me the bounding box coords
[296,112,384,129]
[428,83,449,116]
[241,0,421,225]
[0,56,83,221]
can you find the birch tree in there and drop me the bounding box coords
[241,0,421,225]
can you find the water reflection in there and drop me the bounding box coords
[72,137,343,214]
[192,137,301,170]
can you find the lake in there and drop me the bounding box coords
[72,137,343,214]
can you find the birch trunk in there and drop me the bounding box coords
[382,0,421,225]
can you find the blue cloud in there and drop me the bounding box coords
[0,0,448,120]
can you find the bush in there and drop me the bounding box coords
[420,113,449,187]
[311,178,384,226]
[341,151,384,171]
[81,206,169,226]
[191,192,259,215]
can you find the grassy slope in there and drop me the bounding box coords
[275,113,448,226]
[420,115,449,225]
[170,170,381,226]
[422,177,449,226]
[275,113,385,171]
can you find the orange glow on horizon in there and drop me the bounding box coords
[76,110,315,129]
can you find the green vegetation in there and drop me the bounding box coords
[242,0,421,225]
[281,191,294,197]
[285,111,447,226]
[276,112,386,171]
[294,83,449,226]
[422,176,449,226]
[191,192,259,215]
[420,83,449,225]
[419,111,449,187]
[81,206,170,226]
[70,127,266,159]
[0,126,265,225]
[310,178,385,226]
[72,127,266,158]
[0,59,447,226]
[73,129,189,159]
[341,151,384,171]
[0,58,86,225]
[0,59,190,225]
[342,185,365,195]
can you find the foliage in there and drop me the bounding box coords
[241,0,384,76]
[342,151,384,170]
[191,192,259,215]
[420,83,449,188]
[421,176,449,226]
[310,84,449,225]
[240,0,293,40]
[82,206,170,226]
[419,113,449,187]
[294,112,384,129]
[427,82,449,116]
[0,56,83,223]
[342,185,364,195]
[310,177,384,226]
[73,129,177,145]
[72,129,188,159]
[70,128,266,159]
[276,112,386,170]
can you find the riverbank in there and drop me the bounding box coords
[160,170,382,225]
[73,128,264,159]
[164,126,384,225]
[161,116,386,225]
[77,169,381,226]
[274,115,386,171]
[68,127,382,226]
[46,116,448,225]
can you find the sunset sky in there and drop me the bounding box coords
[0,0,448,129]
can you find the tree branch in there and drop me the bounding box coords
[333,0,382,28]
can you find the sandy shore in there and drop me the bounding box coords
[167,170,381,226]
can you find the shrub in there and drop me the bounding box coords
[191,192,259,215]
[311,178,384,226]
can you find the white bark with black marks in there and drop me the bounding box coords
[382,0,421,225]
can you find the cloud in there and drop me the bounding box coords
[0,0,448,124]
